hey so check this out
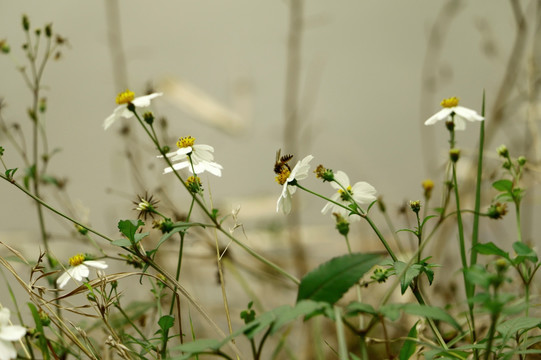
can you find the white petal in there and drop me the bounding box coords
[453,106,484,122]
[277,186,292,214]
[351,182,377,204]
[163,161,191,174]
[71,265,89,281]
[424,108,453,126]
[0,325,25,341]
[453,117,467,131]
[131,92,163,107]
[56,271,72,289]
[0,309,9,327]
[193,161,223,176]
[334,171,351,188]
[0,339,17,360]
[83,260,108,270]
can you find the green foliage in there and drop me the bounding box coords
[112,219,149,247]
[296,253,382,304]
[399,321,419,360]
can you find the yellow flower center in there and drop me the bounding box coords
[177,136,196,149]
[186,176,201,187]
[69,254,85,267]
[275,168,291,185]
[421,179,434,191]
[440,97,459,108]
[339,186,353,201]
[116,90,135,105]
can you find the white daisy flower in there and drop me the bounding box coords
[161,136,223,177]
[103,89,163,130]
[275,155,313,214]
[424,96,484,131]
[321,171,377,220]
[56,254,108,289]
[0,308,26,360]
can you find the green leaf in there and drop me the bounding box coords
[473,242,510,260]
[399,321,419,360]
[401,304,460,330]
[28,302,50,360]
[111,238,132,247]
[174,338,222,353]
[296,253,382,305]
[158,315,175,333]
[394,261,421,295]
[497,317,541,339]
[464,265,492,290]
[271,300,330,333]
[118,219,144,242]
[513,241,538,263]
[345,301,378,317]
[493,179,513,192]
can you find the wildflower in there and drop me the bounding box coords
[0,308,26,360]
[56,254,108,289]
[103,89,163,130]
[185,175,202,193]
[133,192,159,220]
[424,96,484,131]
[276,155,314,214]
[449,148,461,163]
[321,171,377,220]
[487,202,507,220]
[422,179,434,199]
[497,145,509,158]
[160,136,223,176]
[409,200,421,214]
[314,164,334,182]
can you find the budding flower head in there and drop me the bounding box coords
[314,165,334,182]
[186,176,202,193]
[75,224,88,236]
[22,14,30,31]
[333,212,350,236]
[152,218,174,234]
[143,112,154,125]
[0,39,10,54]
[45,23,52,38]
[497,145,509,158]
[409,200,421,214]
[518,156,527,166]
[495,258,509,273]
[422,179,434,199]
[487,202,507,220]
[449,148,460,163]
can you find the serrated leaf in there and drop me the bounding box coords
[296,253,382,305]
[399,321,419,360]
[394,261,421,295]
[118,219,144,242]
[493,179,513,192]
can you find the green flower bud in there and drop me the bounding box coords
[22,15,30,31]
[497,145,509,158]
[518,156,527,166]
[45,23,52,38]
[409,200,421,214]
[143,111,154,125]
[449,148,460,163]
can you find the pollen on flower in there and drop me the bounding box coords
[69,254,85,266]
[440,96,459,108]
[275,169,291,185]
[177,136,196,149]
[186,175,202,193]
[116,89,135,105]
[339,186,353,201]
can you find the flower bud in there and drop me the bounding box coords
[487,202,507,220]
[518,156,526,166]
[45,23,52,38]
[449,148,460,163]
[422,179,434,199]
[22,15,30,31]
[333,213,349,236]
[314,165,334,182]
[143,112,154,125]
[497,145,509,158]
[409,200,421,214]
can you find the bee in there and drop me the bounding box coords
[274,149,293,175]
